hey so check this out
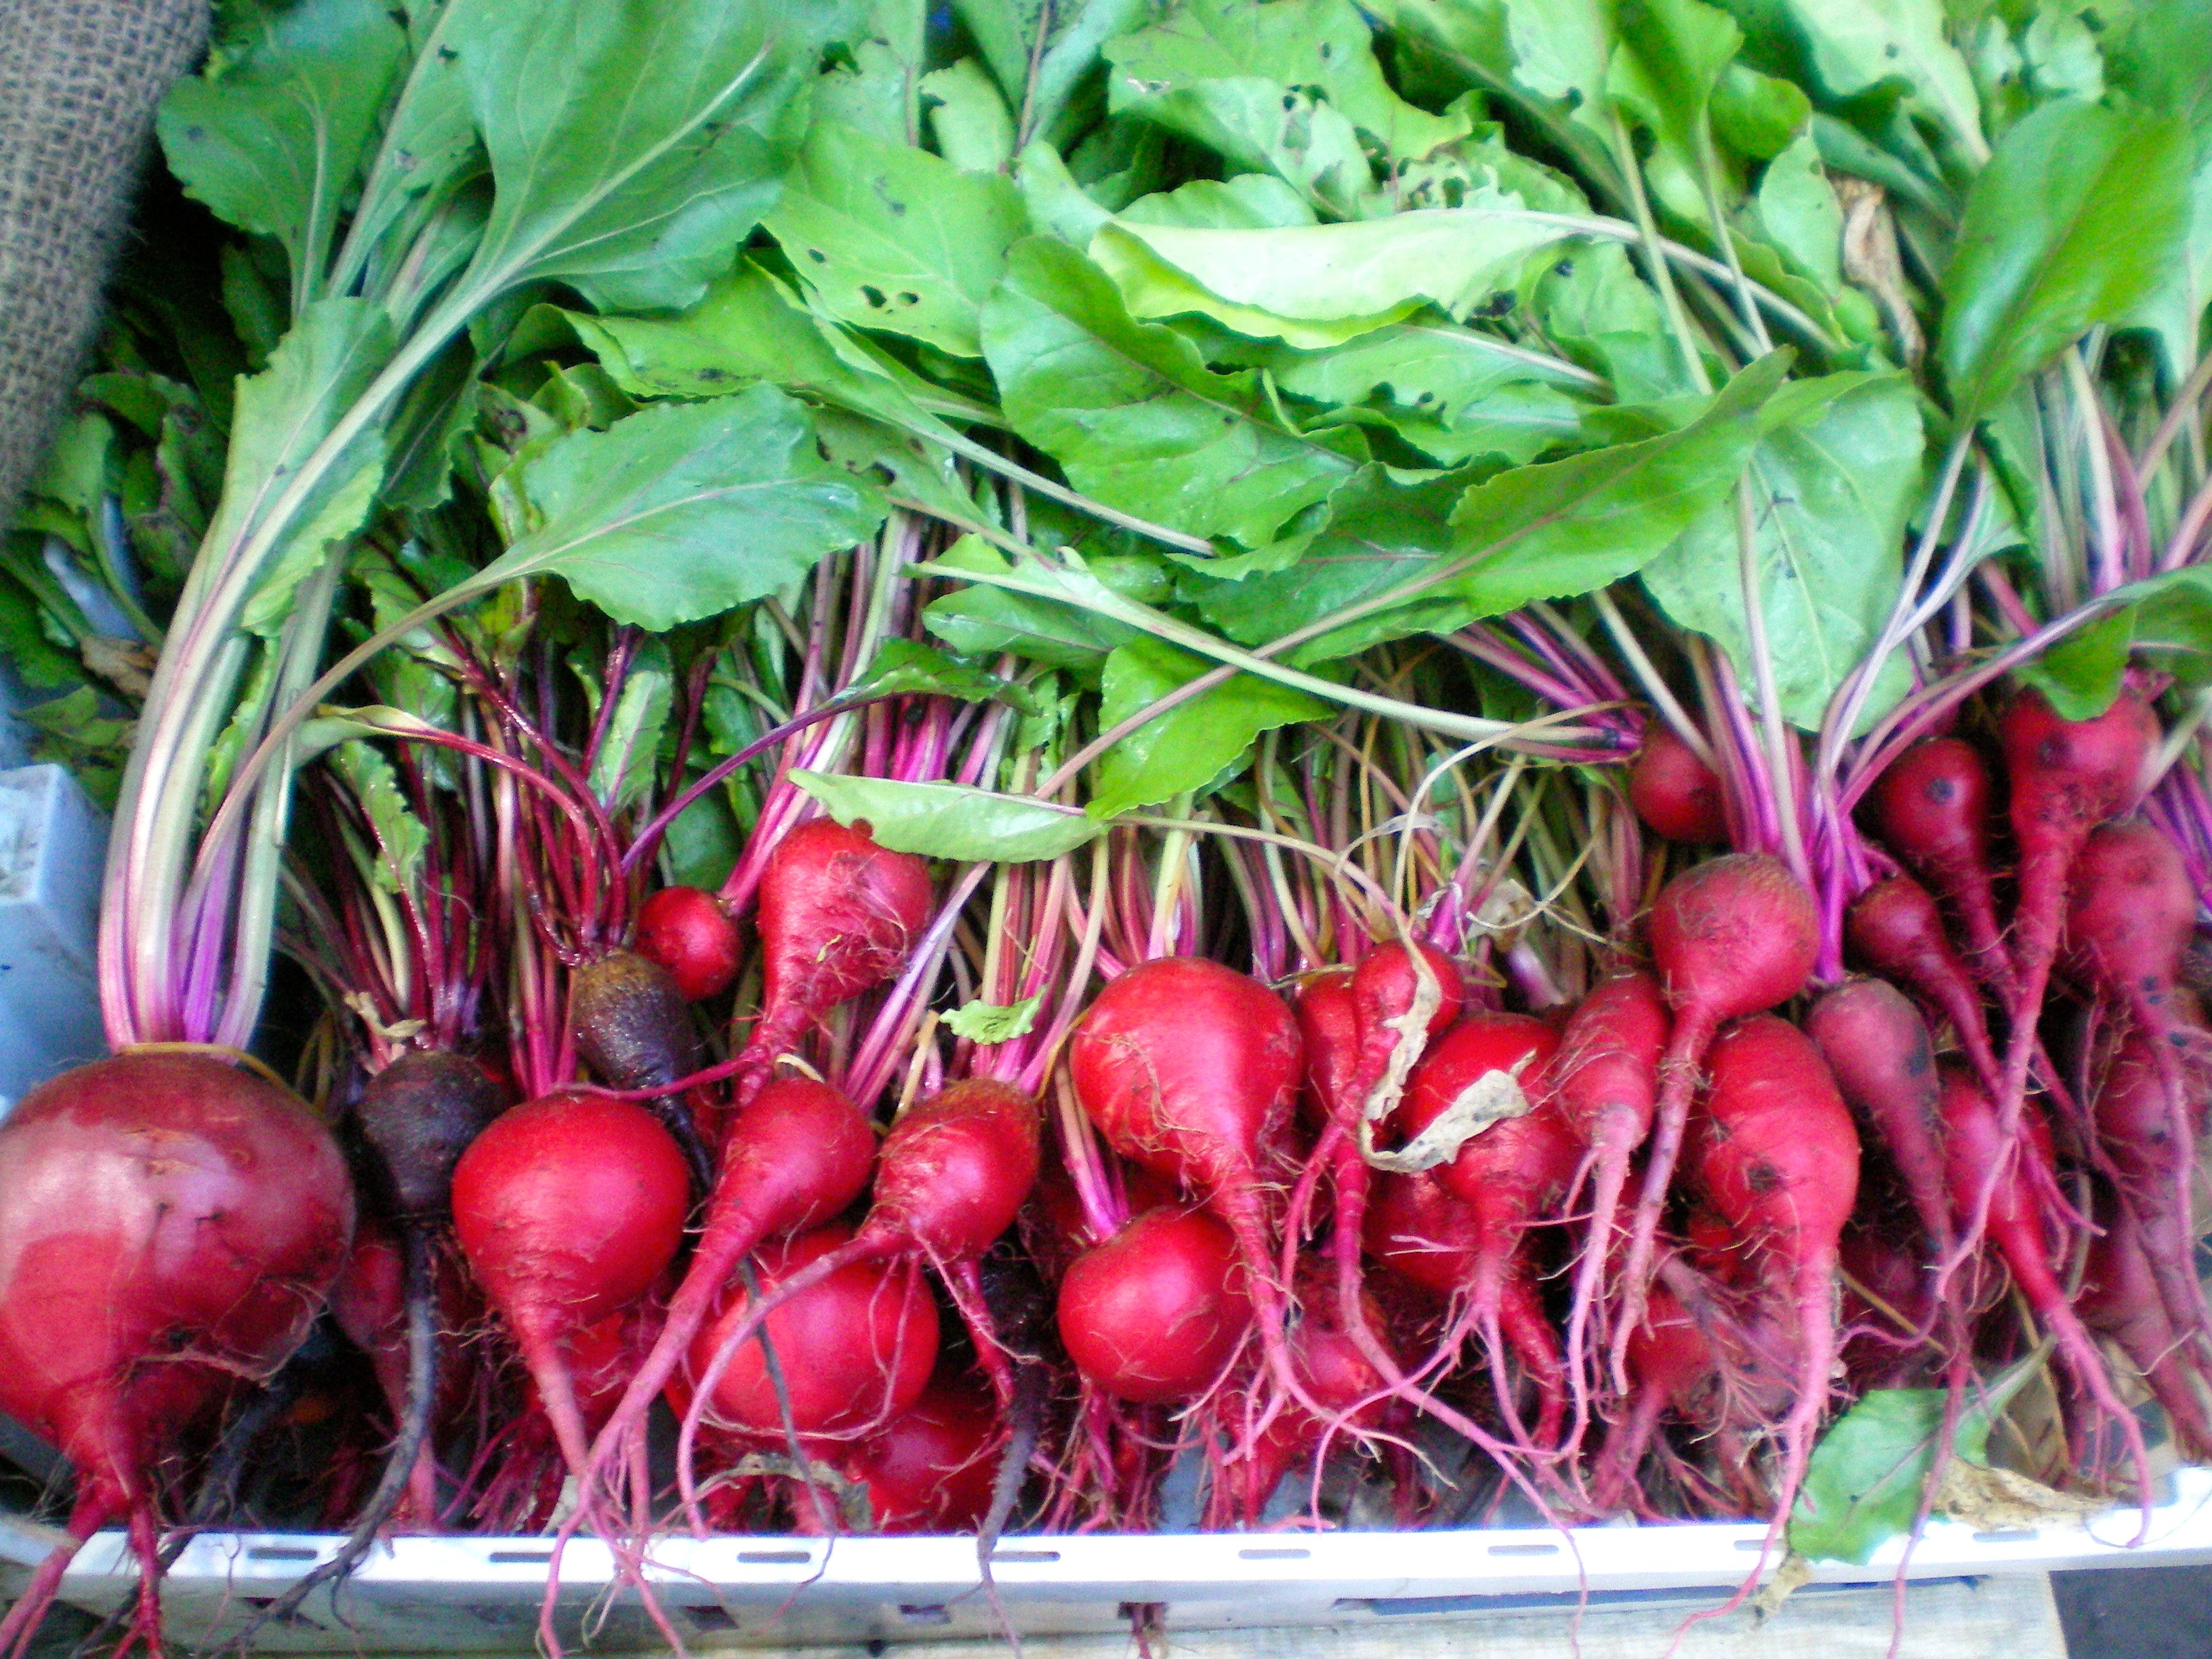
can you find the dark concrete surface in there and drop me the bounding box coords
[2053,1566,2212,1658]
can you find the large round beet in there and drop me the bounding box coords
[687,1224,939,1437]
[1057,1208,1252,1405]
[0,1052,355,1519]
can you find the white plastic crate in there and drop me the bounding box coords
[1,1471,2209,1652]
[0,758,2205,1651]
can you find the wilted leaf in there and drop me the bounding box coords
[765,119,1027,356]
[944,994,1045,1042]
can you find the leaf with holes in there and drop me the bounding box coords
[765,119,1027,356]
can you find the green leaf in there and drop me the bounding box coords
[329,740,430,895]
[1263,325,1594,465]
[1016,140,1120,247]
[0,571,86,693]
[588,644,676,811]
[1264,322,1596,417]
[980,237,1366,547]
[1088,205,1579,345]
[1498,0,1614,134]
[449,0,829,312]
[565,262,978,440]
[1780,0,1986,157]
[923,535,1151,670]
[1538,240,1688,401]
[1641,372,1925,730]
[338,2,483,291]
[2110,0,2212,131]
[1088,638,1329,817]
[1792,1389,1965,1562]
[1107,0,1472,165]
[2021,567,2212,705]
[1103,0,1468,216]
[792,771,1107,861]
[924,548,1150,672]
[845,638,1042,711]
[212,298,396,633]
[764,119,1028,357]
[381,340,480,512]
[1122,173,1319,230]
[665,782,743,890]
[1788,1361,2044,1564]
[1607,0,1742,174]
[2112,1,2212,380]
[1941,100,2197,416]
[944,993,1045,1042]
[956,0,1159,147]
[1750,133,1844,290]
[157,0,408,307]
[815,0,926,144]
[474,389,884,631]
[1193,353,1789,660]
[2018,606,2133,718]
[25,409,112,523]
[922,58,1017,173]
[21,686,131,807]
[241,455,383,638]
[812,408,979,524]
[1711,61,1814,160]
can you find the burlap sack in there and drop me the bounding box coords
[0,0,209,531]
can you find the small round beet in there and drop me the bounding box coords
[635,886,743,1003]
[1629,726,1727,844]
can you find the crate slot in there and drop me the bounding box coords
[1237,1547,1310,1561]
[989,1549,1061,1564]
[1486,1542,1559,1558]
[898,1604,953,1624]
[684,1607,737,1633]
[487,1551,556,1566]
[737,1549,814,1565]
[245,1547,321,1564]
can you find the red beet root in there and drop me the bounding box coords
[1989,690,2160,1193]
[1870,738,2007,985]
[836,1374,999,1533]
[1614,855,1820,1376]
[1845,875,2005,1099]
[1070,958,1309,1412]
[1553,972,1669,1429]
[451,1092,689,1471]
[0,1054,354,1658]
[1395,1014,1578,1446]
[1689,1017,1858,1551]
[1630,725,1728,844]
[1058,1208,1254,1405]
[634,885,743,1003]
[737,819,933,1100]
[684,1223,939,1438]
